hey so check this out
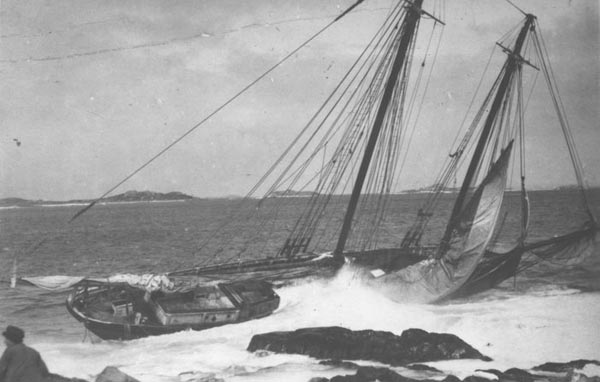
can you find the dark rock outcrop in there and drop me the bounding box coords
[406,364,442,373]
[247,326,490,366]
[533,360,600,373]
[47,373,89,382]
[330,366,414,382]
[319,366,465,382]
[476,368,537,382]
[95,367,139,382]
[178,371,225,382]
[442,376,462,382]
[314,365,600,382]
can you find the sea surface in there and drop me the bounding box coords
[0,191,599,382]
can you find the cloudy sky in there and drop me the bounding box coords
[1,0,598,200]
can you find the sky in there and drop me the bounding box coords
[1,0,598,200]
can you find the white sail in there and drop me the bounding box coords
[366,143,513,303]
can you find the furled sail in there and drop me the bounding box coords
[521,223,598,268]
[368,142,513,303]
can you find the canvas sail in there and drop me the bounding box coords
[367,142,513,303]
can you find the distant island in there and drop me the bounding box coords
[400,184,596,194]
[400,185,461,194]
[2,186,596,208]
[268,190,316,198]
[0,190,195,208]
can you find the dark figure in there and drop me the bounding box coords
[0,325,49,382]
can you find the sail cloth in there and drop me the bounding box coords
[19,274,175,292]
[521,223,598,268]
[106,273,174,291]
[367,143,513,303]
[20,276,87,291]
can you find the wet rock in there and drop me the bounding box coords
[462,376,493,382]
[406,364,442,373]
[95,367,140,382]
[477,368,536,382]
[309,378,330,382]
[179,371,224,382]
[247,326,490,366]
[442,376,462,382]
[503,368,538,382]
[533,361,600,373]
[313,366,468,382]
[329,366,410,382]
[307,364,594,382]
[474,367,600,382]
[47,373,89,382]
[253,350,272,358]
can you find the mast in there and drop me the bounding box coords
[439,14,536,254]
[334,0,424,259]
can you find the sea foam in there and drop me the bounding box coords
[31,267,600,382]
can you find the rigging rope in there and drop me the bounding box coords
[191,1,406,265]
[532,21,595,221]
[67,0,368,225]
[15,0,372,267]
[503,0,528,16]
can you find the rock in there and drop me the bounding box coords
[329,366,411,382]
[253,350,272,358]
[247,326,490,366]
[475,367,600,382]
[47,373,89,382]
[406,364,442,373]
[310,366,509,382]
[503,368,538,382]
[533,361,600,373]
[317,366,469,382]
[477,368,536,382]
[463,376,493,382]
[442,376,462,382]
[355,366,411,382]
[95,367,140,382]
[178,371,224,382]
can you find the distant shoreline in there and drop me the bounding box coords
[0,199,190,210]
[1,187,595,209]
[0,190,195,209]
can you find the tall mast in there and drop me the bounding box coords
[334,0,424,259]
[439,14,536,254]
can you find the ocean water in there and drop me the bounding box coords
[0,191,599,381]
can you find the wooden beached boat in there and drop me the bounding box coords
[66,279,279,340]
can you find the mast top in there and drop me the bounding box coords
[405,0,445,25]
[504,0,529,17]
[496,42,539,71]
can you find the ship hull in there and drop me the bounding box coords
[170,247,520,302]
[66,279,280,341]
